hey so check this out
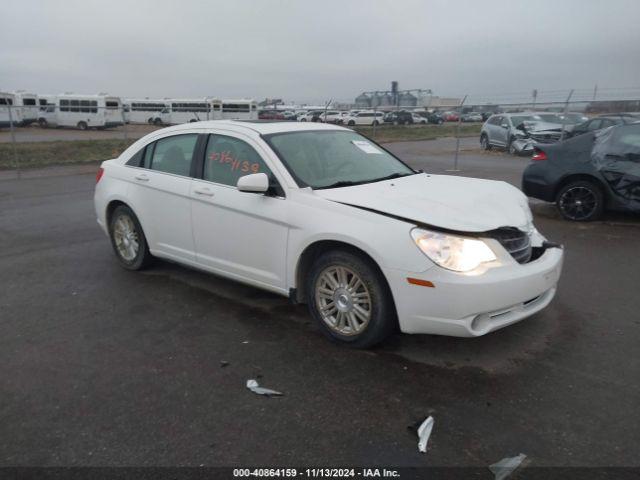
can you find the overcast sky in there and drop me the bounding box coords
[1,0,639,104]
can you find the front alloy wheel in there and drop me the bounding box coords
[307,250,396,348]
[315,265,372,336]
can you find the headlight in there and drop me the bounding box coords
[411,228,497,272]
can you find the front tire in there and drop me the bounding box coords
[38,118,48,128]
[480,134,491,150]
[77,121,88,131]
[556,180,604,221]
[306,250,396,348]
[109,205,153,270]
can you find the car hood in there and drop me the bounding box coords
[526,121,564,132]
[314,173,531,232]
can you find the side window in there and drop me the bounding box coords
[143,144,154,169]
[587,119,602,131]
[126,147,145,167]
[611,125,640,160]
[203,135,276,189]
[149,134,198,176]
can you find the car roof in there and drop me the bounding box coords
[153,119,347,136]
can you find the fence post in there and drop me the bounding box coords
[560,89,574,142]
[373,104,377,139]
[449,94,467,172]
[120,107,128,141]
[7,104,20,174]
[323,99,332,126]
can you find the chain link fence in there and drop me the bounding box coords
[2,88,640,172]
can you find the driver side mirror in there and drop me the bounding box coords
[237,173,269,193]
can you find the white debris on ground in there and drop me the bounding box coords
[246,379,283,397]
[417,416,434,453]
[489,453,527,480]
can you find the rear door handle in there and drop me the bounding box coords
[134,174,149,182]
[193,187,215,197]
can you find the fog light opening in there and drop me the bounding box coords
[470,314,491,334]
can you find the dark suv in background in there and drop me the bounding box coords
[522,123,640,221]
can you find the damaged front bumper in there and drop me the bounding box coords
[511,138,536,155]
[383,238,564,337]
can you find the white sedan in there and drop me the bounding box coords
[94,120,563,347]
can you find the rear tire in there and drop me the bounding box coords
[306,250,396,348]
[38,118,48,128]
[109,205,154,270]
[153,118,162,125]
[77,121,88,131]
[556,180,604,221]
[348,120,355,126]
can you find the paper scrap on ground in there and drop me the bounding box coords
[417,416,434,453]
[489,453,526,480]
[352,140,383,154]
[246,379,283,397]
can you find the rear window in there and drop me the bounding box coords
[148,134,198,176]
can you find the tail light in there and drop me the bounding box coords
[96,167,104,183]
[532,148,547,161]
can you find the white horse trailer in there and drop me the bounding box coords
[13,91,39,126]
[221,99,258,120]
[151,98,223,125]
[38,94,124,130]
[0,92,23,128]
[124,99,170,124]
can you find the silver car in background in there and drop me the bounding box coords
[480,113,564,155]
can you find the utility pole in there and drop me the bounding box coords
[532,89,538,110]
[592,84,598,101]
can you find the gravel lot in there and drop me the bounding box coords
[1,140,639,471]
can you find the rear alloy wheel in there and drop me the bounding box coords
[480,134,491,150]
[556,180,604,221]
[307,250,396,348]
[109,205,153,270]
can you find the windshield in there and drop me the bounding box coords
[510,115,537,126]
[562,113,589,123]
[536,113,562,123]
[264,130,415,189]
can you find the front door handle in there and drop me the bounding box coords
[193,187,215,197]
[134,174,149,182]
